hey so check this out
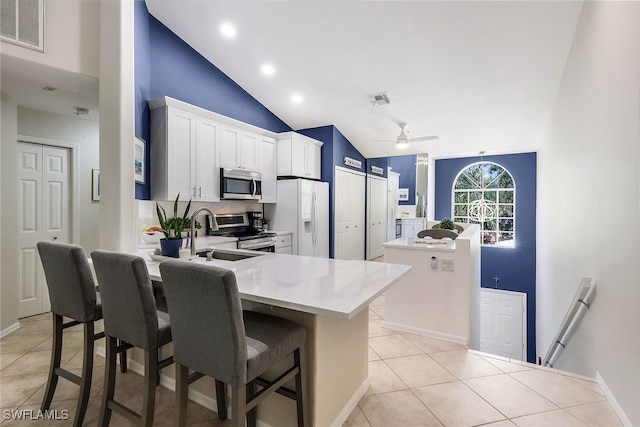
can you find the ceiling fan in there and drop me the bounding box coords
[378,122,439,149]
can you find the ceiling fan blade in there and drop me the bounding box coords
[408,135,439,142]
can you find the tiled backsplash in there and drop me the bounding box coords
[137,200,263,243]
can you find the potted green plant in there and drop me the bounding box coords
[156,193,193,257]
[437,218,456,231]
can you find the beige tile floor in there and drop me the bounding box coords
[1,299,623,427]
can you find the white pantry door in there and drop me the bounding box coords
[480,288,526,361]
[17,142,70,318]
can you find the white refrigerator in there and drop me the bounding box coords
[268,179,329,258]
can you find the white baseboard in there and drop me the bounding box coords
[0,322,20,338]
[595,371,632,427]
[330,377,370,427]
[382,320,468,345]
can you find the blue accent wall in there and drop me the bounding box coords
[297,126,365,259]
[435,153,537,362]
[134,0,151,199]
[134,3,292,199]
[389,155,417,205]
[366,158,389,179]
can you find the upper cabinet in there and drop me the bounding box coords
[220,124,259,171]
[277,132,323,180]
[148,97,279,203]
[149,101,221,202]
[259,135,277,203]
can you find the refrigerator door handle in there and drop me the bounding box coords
[312,190,318,247]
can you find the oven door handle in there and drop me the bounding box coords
[239,240,275,250]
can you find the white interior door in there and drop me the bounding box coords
[17,142,70,318]
[367,175,387,260]
[480,288,526,361]
[335,168,365,260]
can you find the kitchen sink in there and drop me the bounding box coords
[195,248,264,262]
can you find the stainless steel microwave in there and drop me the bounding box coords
[220,168,262,200]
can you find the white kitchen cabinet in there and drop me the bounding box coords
[220,124,258,171]
[150,104,221,202]
[401,218,427,239]
[259,135,277,203]
[275,233,292,254]
[277,132,322,180]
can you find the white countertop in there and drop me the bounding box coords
[269,230,292,235]
[143,252,411,320]
[383,237,457,252]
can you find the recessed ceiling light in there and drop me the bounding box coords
[291,93,303,104]
[220,23,236,39]
[261,64,275,76]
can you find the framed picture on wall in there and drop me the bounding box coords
[398,188,409,201]
[134,136,146,184]
[92,169,100,201]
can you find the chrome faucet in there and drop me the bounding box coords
[189,207,217,257]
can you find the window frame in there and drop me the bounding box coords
[451,161,516,248]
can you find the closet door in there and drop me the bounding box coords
[367,175,387,260]
[335,167,365,260]
[17,142,70,317]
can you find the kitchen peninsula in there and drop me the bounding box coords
[142,251,411,427]
[383,223,481,347]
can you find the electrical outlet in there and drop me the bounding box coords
[442,258,454,272]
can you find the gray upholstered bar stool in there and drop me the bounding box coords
[91,250,173,427]
[36,241,116,427]
[160,260,308,427]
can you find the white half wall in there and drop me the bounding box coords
[537,2,640,425]
[1,95,19,331]
[0,0,99,77]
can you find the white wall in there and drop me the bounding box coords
[17,107,100,252]
[0,95,19,332]
[1,0,99,77]
[537,2,640,425]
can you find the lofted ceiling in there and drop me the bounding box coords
[1,1,584,159]
[145,0,583,158]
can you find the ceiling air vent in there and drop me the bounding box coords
[1,0,44,51]
[368,92,391,106]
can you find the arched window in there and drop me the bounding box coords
[452,162,515,247]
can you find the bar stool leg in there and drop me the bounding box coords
[246,381,257,427]
[141,349,158,427]
[71,322,95,427]
[119,339,128,373]
[41,314,63,412]
[231,386,246,427]
[175,363,189,427]
[98,336,118,427]
[215,379,227,420]
[294,347,308,427]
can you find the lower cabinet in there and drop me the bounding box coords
[275,233,292,254]
[401,218,427,239]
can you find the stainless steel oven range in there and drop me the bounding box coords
[206,213,276,252]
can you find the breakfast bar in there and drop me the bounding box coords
[141,251,411,427]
